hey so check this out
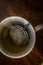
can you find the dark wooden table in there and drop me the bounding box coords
[0,0,43,65]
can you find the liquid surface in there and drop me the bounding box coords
[0,25,29,53]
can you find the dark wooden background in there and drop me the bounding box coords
[0,0,43,65]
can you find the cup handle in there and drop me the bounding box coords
[34,24,43,32]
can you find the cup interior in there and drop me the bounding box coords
[0,16,36,58]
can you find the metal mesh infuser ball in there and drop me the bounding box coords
[10,25,29,46]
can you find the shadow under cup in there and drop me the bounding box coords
[0,17,35,58]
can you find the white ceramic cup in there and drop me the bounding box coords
[0,16,43,58]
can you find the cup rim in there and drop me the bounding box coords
[0,16,36,58]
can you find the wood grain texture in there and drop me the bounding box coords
[0,0,43,65]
